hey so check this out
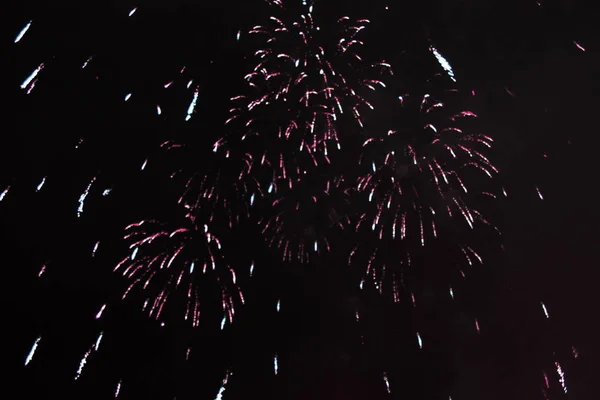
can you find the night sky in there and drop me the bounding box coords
[10,1,599,399]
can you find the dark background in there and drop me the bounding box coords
[10,1,599,399]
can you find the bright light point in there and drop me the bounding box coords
[0,186,10,201]
[156,105,162,115]
[103,189,112,196]
[541,302,550,318]
[25,337,41,365]
[250,261,254,277]
[36,177,46,192]
[417,332,423,348]
[131,247,139,260]
[96,304,106,319]
[574,41,586,51]
[125,93,132,101]
[250,193,255,205]
[430,46,456,82]
[236,30,241,41]
[141,158,148,170]
[314,241,318,251]
[221,316,226,330]
[274,354,279,375]
[129,8,137,17]
[15,21,32,43]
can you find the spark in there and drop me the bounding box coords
[0,186,10,201]
[185,87,199,121]
[430,46,456,82]
[236,30,241,41]
[125,93,132,101]
[274,353,279,375]
[417,332,423,349]
[82,56,94,69]
[78,176,96,217]
[215,370,232,400]
[574,41,586,52]
[449,287,454,299]
[535,186,544,200]
[115,380,122,398]
[221,316,226,330]
[141,158,148,170]
[555,361,568,393]
[92,241,100,257]
[38,264,46,277]
[541,302,549,318]
[103,189,112,196]
[21,63,44,94]
[36,176,46,192]
[96,304,106,319]
[129,8,137,17]
[95,331,104,350]
[157,105,162,115]
[75,345,94,380]
[276,298,281,312]
[25,337,41,366]
[15,20,32,43]
[249,261,254,277]
[383,372,391,393]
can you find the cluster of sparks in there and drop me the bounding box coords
[14,1,587,399]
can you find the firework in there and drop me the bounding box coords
[114,215,244,328]
[350,75,499,298]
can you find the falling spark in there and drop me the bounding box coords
[141,158,148,170]
[417,332,423,349]
[249,261,254,277]
[156,105,162,115]
[96,304,106,319]
[129,8,137,17]
[274,353,279,375]
[535,186,544,200]
[82,56,94,68]
[75,346,94,380]
[25,337,41,365]
[92,241,100,257]
[78,176,96,217]
[38,264,46,277]
[236,30,241,41]
[215,370,232,400]
[475,318,480,333]
[185,87,199,121]
[115,380,122,398]
[15,20,32,43]
[95,332,104,350]
[574,41,586,52]
[449,287,454,299]
[276,299,281,312]
[555,361,568,393]
[572,346,579,359]
[541,302,550,318]
[0,186,10,201]
[36,176,46,192]
[103,189,112,196]
[21,63,44,94]
[221,316,226,330]
[125,93,132,101]
[430,46,456,82]
[383,372,391,393]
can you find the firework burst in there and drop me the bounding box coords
[114,214,244,328]
[350,76,500,297]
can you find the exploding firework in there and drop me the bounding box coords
[257,169,350,263]
[349,75,500,297]
[225,0,390,179]
[114,214,244,328]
